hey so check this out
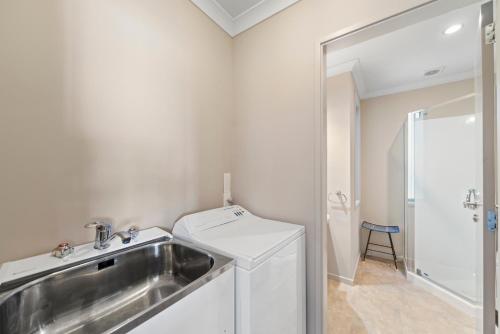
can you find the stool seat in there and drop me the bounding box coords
[361,220,400,269]
[362,221,400,234]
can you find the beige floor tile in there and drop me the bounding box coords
[328,257,476,334]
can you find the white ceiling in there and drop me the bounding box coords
[191,0,300,37]
[326,4,481,99]
[216,0,263,17]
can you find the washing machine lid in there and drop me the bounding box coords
[173,206,305,270]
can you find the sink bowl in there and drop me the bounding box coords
[0,237,233,334]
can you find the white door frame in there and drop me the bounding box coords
[480,2,496,332]
[313,1,497,333]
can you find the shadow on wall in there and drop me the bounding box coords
[326,218,341,277]
[0,1,91,263]
[385,126,406,257]
[0,0,232,263]
[359,127,405,260]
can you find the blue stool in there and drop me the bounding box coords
[362,221,400,269]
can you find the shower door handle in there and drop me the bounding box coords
[463,188,481,210]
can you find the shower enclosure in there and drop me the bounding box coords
[401,5,486,322]
[402,92,483,316]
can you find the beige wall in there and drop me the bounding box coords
[0,0,233,263]
[231,0,428,332]
[1,0,473,332]
[360,79,475,257]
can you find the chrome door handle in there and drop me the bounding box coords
[463,201,481,209]
[463,189,481,210]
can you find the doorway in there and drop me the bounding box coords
[318,1,496,333]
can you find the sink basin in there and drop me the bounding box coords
[0,237,233,334]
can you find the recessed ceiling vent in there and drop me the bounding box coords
[424,67,444,77]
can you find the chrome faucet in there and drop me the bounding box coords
[85,221,113,250]
[111,227,139,244]
[85,221,140,250]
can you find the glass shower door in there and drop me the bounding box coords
[411,94,482,303]
[406,4,497,330]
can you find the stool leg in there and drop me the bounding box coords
[388,233,397,270]
[363,230,372,261]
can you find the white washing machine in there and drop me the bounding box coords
[173,205,306,334]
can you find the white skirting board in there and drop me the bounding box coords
[362,252,405,262]
[328,272,354,285]
[406,271,480,317]
[328,254,360,286]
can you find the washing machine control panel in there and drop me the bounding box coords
[179,206,251,235]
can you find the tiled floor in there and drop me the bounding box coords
[327,257,476,334]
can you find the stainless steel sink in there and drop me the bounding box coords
[0,236,233,334]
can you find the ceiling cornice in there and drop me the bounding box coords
[362,71,475,99]
[191,0,300,37]
[327,60,475,100]
[327,59,367,98]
